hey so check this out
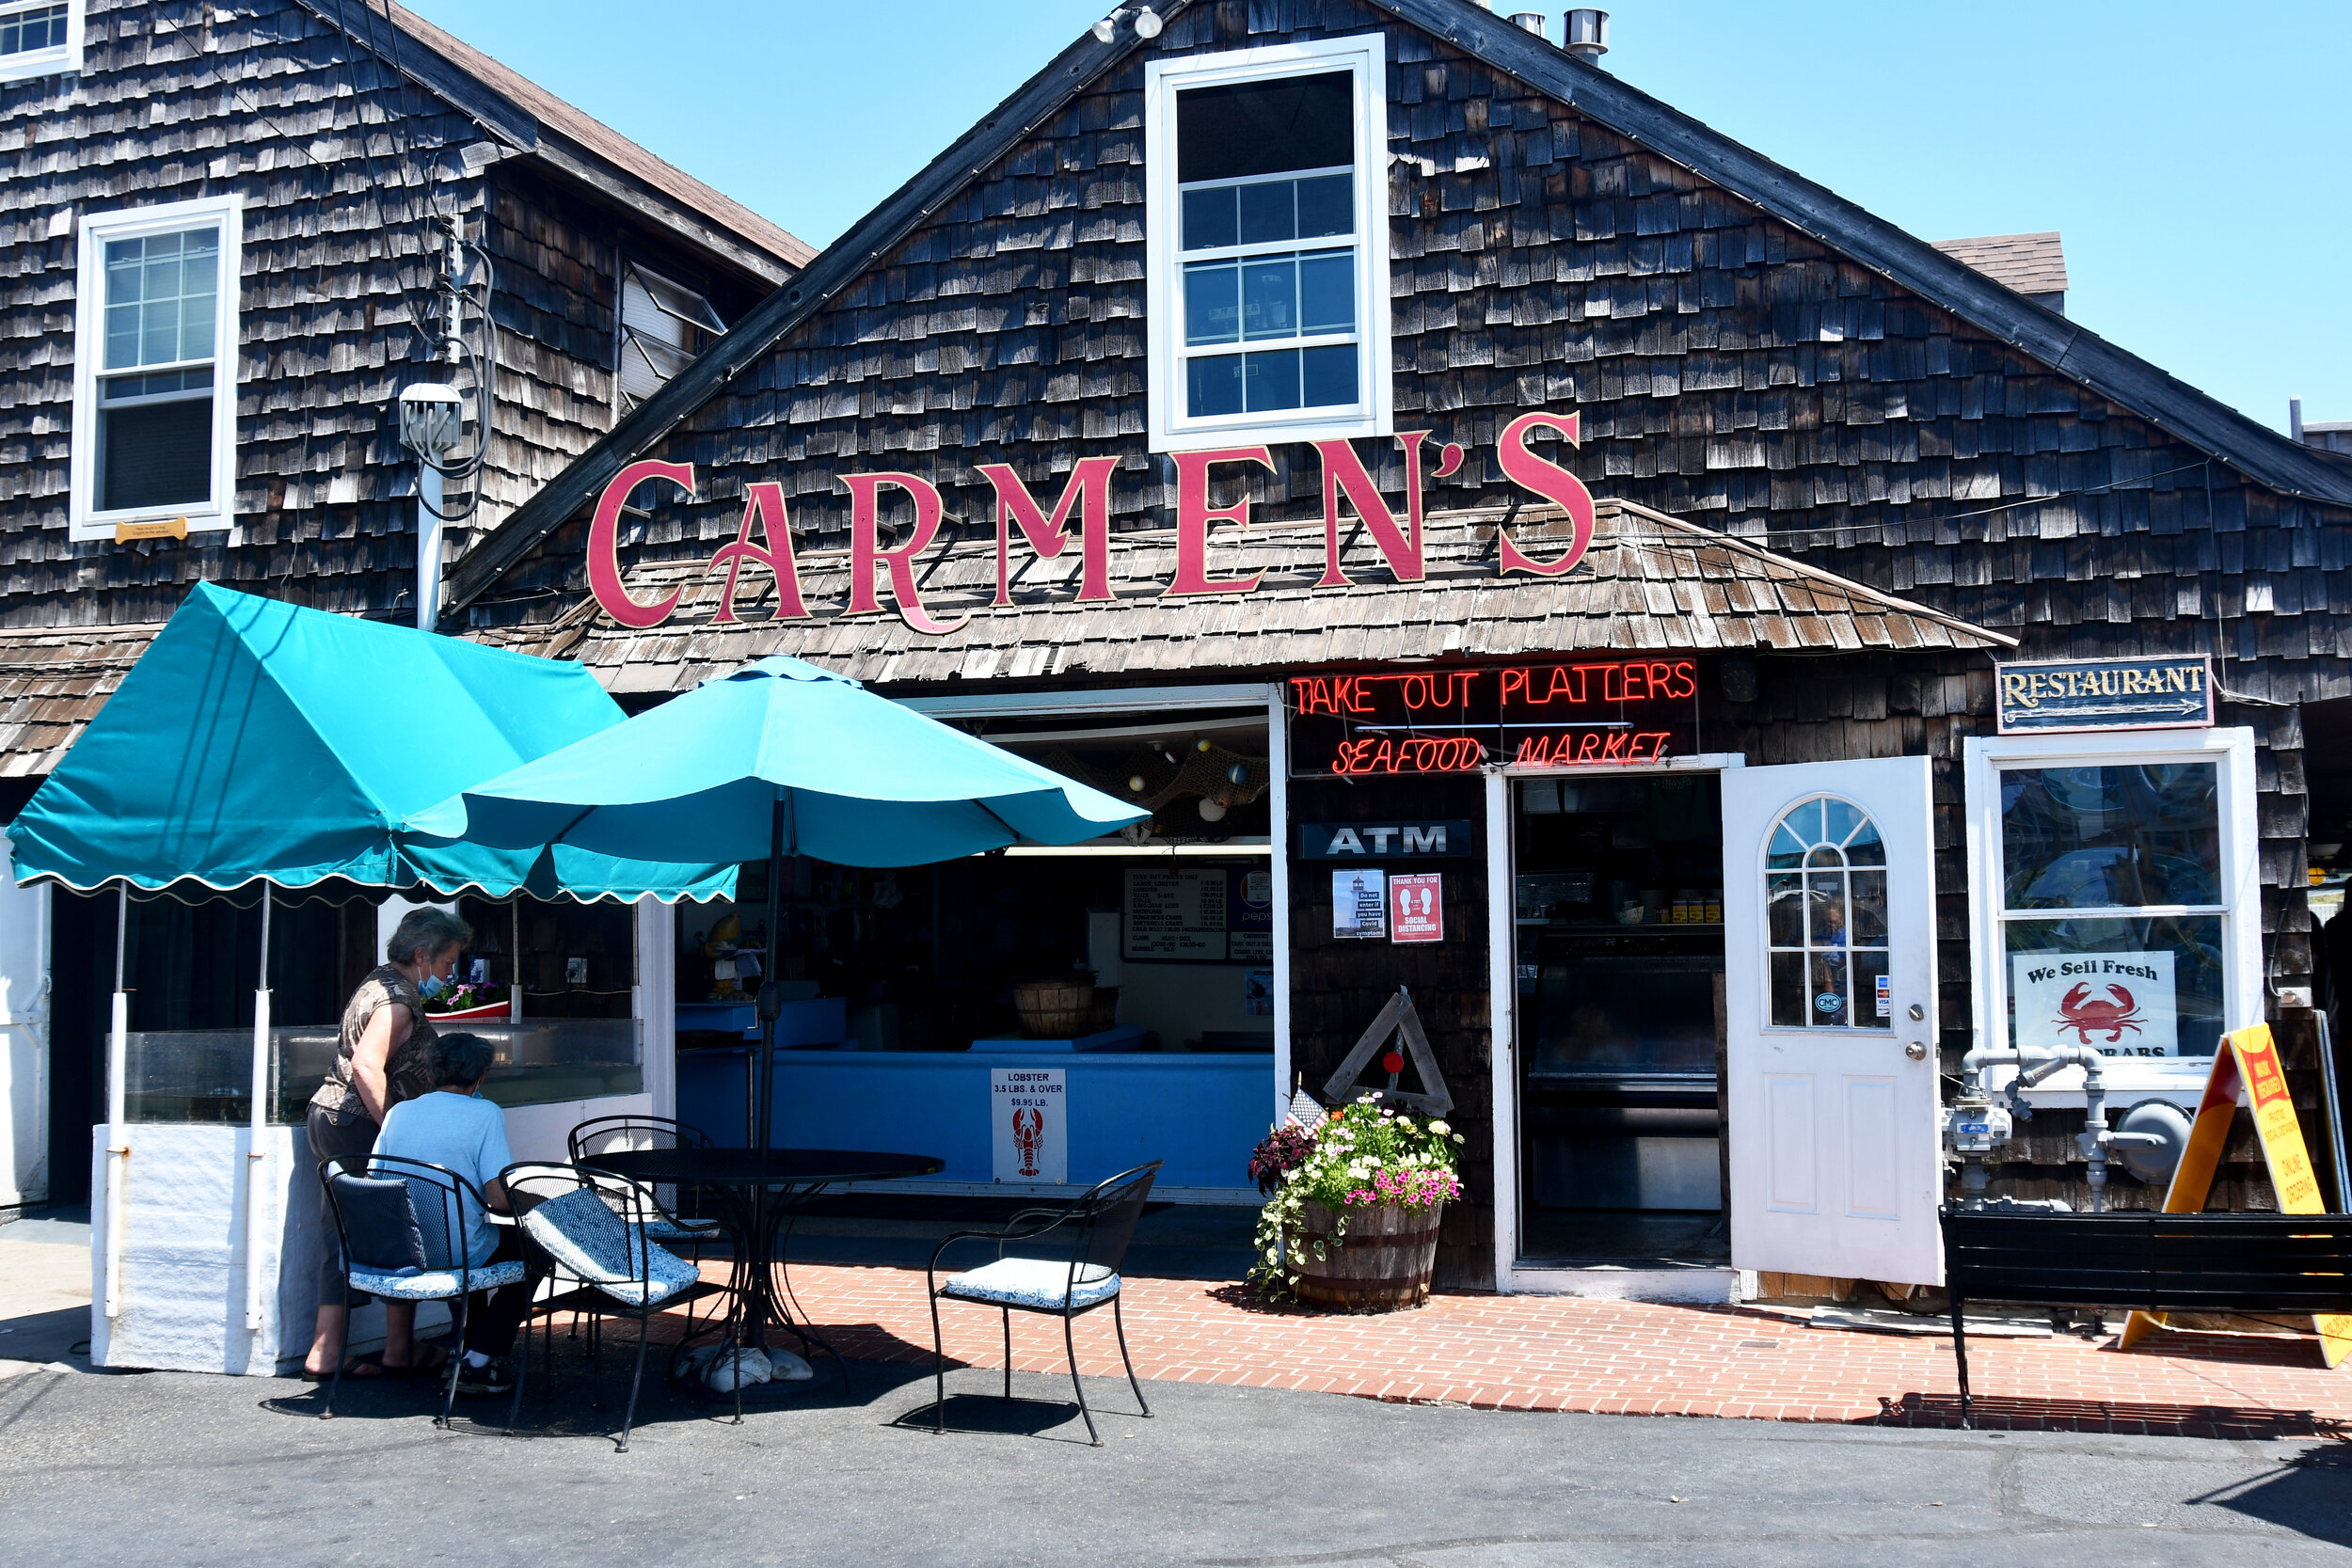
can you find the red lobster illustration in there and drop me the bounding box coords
[2052,982,2144,1046]
[1011,1106,1046,1177]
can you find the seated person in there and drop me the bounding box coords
[373,1031,526,1395]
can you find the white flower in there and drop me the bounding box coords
[1396,1117,1416,1132]
[1429,1120,1451,1135]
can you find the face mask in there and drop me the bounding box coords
[418,974,449,1000]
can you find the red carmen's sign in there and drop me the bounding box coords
[1288,658,1700,778]
[583,413,1602,633]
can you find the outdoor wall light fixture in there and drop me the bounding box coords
[1091,5,1164,43]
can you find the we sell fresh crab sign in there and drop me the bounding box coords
[2010,952,2179,1056]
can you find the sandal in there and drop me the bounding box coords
[299,1352,384,1383]
[385,1343,451,1381]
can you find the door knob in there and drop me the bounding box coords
[1905,1041,1928,1060]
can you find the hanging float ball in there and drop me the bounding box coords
[1382,1051,1405,1075]
[1227,763,1248,784]
[1196,737,1214,752]
[1198,798,1228,822]
[1128,775,1147,793]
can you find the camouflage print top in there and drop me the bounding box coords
[310,965,440,1122]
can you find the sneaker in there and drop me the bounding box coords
[455,1360,514,1396]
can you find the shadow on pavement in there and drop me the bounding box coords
[2189,1447,2352,1545]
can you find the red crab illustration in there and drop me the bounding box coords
[2052,982,2144,1045]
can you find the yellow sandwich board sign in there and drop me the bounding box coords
[2119,1022,2351,1365]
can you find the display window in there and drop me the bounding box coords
[1963,727,2260,1085]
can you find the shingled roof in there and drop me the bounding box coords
[469,499,2013,694]
[300,0,814,282]
[0,624,164,777]
[1931,232,2068,306]
[442,0,2352,618]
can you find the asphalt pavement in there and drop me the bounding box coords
[0,1339,2345,1567]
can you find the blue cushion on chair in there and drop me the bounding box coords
[521,1188,701,1308]
[939,1258,1121,1312]
[349,1260,527,1301]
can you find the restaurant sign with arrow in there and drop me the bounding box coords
[1994,656,2215,735]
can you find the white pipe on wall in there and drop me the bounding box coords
[1265,683,1292,1125]
[417,473,444,630]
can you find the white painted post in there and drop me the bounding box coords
[244,891,271,1334]
[1484,769,1517,1293]
[1265,683,1292,1127]
[102,886,128,1321]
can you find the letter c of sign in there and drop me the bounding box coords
[589,459,694,628]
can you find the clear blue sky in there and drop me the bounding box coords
[405,0,2350,434]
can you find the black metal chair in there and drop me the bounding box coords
[567,1116,728,1341]
[926,1162,1161,1446]
[318,1152,525,1428]
[501,1162,732,1451]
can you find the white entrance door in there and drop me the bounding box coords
[1722,757,1942,1285]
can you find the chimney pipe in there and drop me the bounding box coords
[1563,8,1610,61]
[1509,10,1546,35]
[2291,397,2305,444]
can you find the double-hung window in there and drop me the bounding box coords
[0,0,80,81]
[71,197,242,540]
[1145,35,1391,451]
[1963,726,2261,1091]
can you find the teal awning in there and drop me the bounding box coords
[5,582,734,902]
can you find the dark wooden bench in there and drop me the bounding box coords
[1940,1208,2352,1426]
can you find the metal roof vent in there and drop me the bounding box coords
[1509,11,1546,35]
[1564,8,1610,61]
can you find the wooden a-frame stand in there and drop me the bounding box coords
[1322,986,1453,1117]
[2119,1022,2352,1366]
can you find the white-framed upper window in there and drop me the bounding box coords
[615,258,725,412]
[70,195,242,541]
[1963,726,2262,1091]
[0,0,80,82]
[1144,34,1391,452]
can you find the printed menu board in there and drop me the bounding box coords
[1123,868,1227,961]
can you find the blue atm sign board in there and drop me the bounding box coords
[1995,657,2214,735]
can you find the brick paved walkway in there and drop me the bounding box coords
[657,1262,2352,1441]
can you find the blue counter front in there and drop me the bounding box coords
[678,1047,1272,1196]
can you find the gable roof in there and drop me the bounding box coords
[1931,232,2068,300]
[468,499,2014,693]
[298,0,814,282]
[440,0,2352,619]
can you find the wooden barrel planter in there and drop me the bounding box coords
[1011,975,1096,1038]
[1291,1200,1442,1312]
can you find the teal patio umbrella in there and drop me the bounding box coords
[8,581,734,902]
[407,655,1147,1148]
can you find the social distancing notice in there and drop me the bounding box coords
[2119,1023,2351,1366]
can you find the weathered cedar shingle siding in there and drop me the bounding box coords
[0,0,782,626]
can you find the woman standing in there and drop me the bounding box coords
[300,906,470,1381]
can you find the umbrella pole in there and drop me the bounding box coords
[755,796,785,1156]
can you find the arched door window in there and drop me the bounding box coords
[1765,796,1890,1028]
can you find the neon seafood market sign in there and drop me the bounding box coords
[1287,658,1701,778]
[583,413,1603,634]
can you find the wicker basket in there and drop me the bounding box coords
[1011,975,1097,1038]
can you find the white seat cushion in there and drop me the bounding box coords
[350,1259,527,1301]
[939,1257,1120,1312]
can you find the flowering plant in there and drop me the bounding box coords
[422,980,508,1016]
[1248,1095,1464,1299]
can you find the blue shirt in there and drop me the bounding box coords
[375,1090,514,1267]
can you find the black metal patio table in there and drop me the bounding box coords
[584,1146,945,1402]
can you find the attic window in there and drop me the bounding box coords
[616,260,725,411]
[0,0,79,80]
[1145,36,1391,451]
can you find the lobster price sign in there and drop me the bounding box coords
[992,1068,1067,1183]
[2010,951,2179,1056]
